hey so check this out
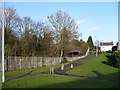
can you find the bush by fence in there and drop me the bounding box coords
[113,50,120,67]
[106,50,120,68]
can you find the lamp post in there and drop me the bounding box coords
[94,36,99,56]
[2,0,5,82]
[96,42,98,56]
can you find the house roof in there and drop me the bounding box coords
[100,41,113,46]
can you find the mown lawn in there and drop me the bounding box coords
[5,57,81,77]
[67,52,119,79]
[2,74,118,88]
[5,65,60,77]
[3,53,119,88]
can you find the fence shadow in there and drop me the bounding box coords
[4,70,119,88]
[34,72,119,88]
[92,70,119,80]
[6,69,38,81]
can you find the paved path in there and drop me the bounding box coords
[54,54,95,74]
[5,54,118,83]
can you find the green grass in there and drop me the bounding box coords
[5,58,81,77]
[2,74,118,88]
[3,54,119,88]
[5,69,34,77]
[5,65,59,77]
[67,52,119,79]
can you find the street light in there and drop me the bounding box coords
[94,36,99,56]
[2,0,5,82]
[96,40,98,56]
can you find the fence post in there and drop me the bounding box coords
[61,64,64,70]
[20,57,21,70]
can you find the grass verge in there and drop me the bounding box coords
[2,74,118,88]
[5,57,83,77]
[67,52,119,79]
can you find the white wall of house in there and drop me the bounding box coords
[118,41,120,50]
[100,46,113,52]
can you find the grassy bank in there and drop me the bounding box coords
[67,52,119,79]
[5,57,82,77]
[3,53,119,88]
[2,74,118,88]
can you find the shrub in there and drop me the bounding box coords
[112,46,117,52]
[114,50,120,67]
[111,50,120,68]
[61,57,68,63]
[80,43,88,55]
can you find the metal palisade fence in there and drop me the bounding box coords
[4,56,85,71]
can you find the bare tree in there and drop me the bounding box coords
[0,8,2,63]
[0,9,1,23]
[4,7,20,57]
[4,7,20,34]
[47,10,79,57]
[20,17,33,56]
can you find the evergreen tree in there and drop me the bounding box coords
[87,36,94,51]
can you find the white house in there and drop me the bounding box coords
[100,41,114,52]
[118,41,120,50]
